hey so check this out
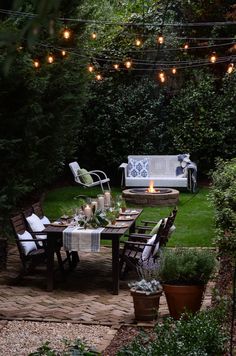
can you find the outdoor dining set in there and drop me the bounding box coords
[10,188,177,295]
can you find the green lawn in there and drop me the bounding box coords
[43,186,215,247]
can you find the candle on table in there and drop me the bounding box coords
[104,191,111,207]
[91,200,98,212]
[97,195,105,211]
[84,205,92,219]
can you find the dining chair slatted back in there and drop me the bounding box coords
[119,219,166,279]
[159,207,177,247]
[10,213,46,273]
[32,202,44,219]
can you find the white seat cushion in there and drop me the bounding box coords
[17,231,37,256]
[142,234,160,261]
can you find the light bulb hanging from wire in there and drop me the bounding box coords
[63,28,71,40]
[135,38,142,47]
[210,51,217,63]
[183,43,189,50]
[91,32,97,40]
[172,67,177,74]
[157,33,164,45]
[158,70,166,83]
[113,63,120,70]
[47,54,54,64]
[61,50,66,57]
[95,73,102,81]
[227,62,234,73]
[88,64,94,73]
[124,60,132,69]
[33,59,40,68]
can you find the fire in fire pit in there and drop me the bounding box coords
[146,180,159,193]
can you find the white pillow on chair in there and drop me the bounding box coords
[26,213,47,243]
[142,234,160,261]
[17,231,37,256]
[40,215,50,225]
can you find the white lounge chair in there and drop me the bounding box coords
[69,161,111,193]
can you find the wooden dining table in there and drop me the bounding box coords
[43,208,143,294]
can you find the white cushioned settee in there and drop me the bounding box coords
[119,155,197,192]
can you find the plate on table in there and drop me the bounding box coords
[116,216,133,221]
[120,209,139,216]
[106,222,129,228]
[51,221,71,227]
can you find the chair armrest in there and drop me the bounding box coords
[135,225,152,232]
[119,163,128,188]
[123,240,154,247]
[77,171,104,183]
[140,220,159,225]
[87,170,109,179]
[128,233,152,240]
[119,163,128,170]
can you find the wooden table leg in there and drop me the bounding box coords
[46,233,55,292]
[112,236,120,295]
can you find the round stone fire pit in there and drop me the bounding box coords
[122,188,179,207]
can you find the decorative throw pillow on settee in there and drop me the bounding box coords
[127,158,149,178]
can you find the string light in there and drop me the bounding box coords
[61,50,66,56]
[183,43,189,50]
[63,28,71,40]
[227,62,234,73]
[95,73,102,80]
[210,51,217,63]
[158,70,166,83]
[47,54,54,64]
[88,64,94,72]
[91,32,97,40]
[135,38,142,47]
[157,34,164,45]
[172,67,177,74]
[33,59,40,68]
[113,63,120,70]
[124,60,132,69]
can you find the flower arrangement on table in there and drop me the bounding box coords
[77,207,109,229]
[71,194,127,229]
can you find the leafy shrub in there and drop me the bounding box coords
[168,70,236,174]
[208,158,236,258]
[118,306,229,356]
[158,248,216,285]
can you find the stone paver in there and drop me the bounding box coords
[0,246,213,326]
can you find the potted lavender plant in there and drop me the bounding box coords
[128,261,163,321]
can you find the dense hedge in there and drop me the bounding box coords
[0,51,88,233]
[78,70,236,178]
[77,77,172,181]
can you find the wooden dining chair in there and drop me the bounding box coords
[32,201,79,269]
[119,219,166,279]
[119,208,178,279]
[10,213,48,274]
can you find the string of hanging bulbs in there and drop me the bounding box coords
[32,41,236,84]
[3,8,234,82]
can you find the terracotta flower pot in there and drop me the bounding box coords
[163,284,205,320]
[130,288,163,321]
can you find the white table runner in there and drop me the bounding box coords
[63,226,104,252]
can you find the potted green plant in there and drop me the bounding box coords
[158,248,216,320]
[128,262,163,321]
